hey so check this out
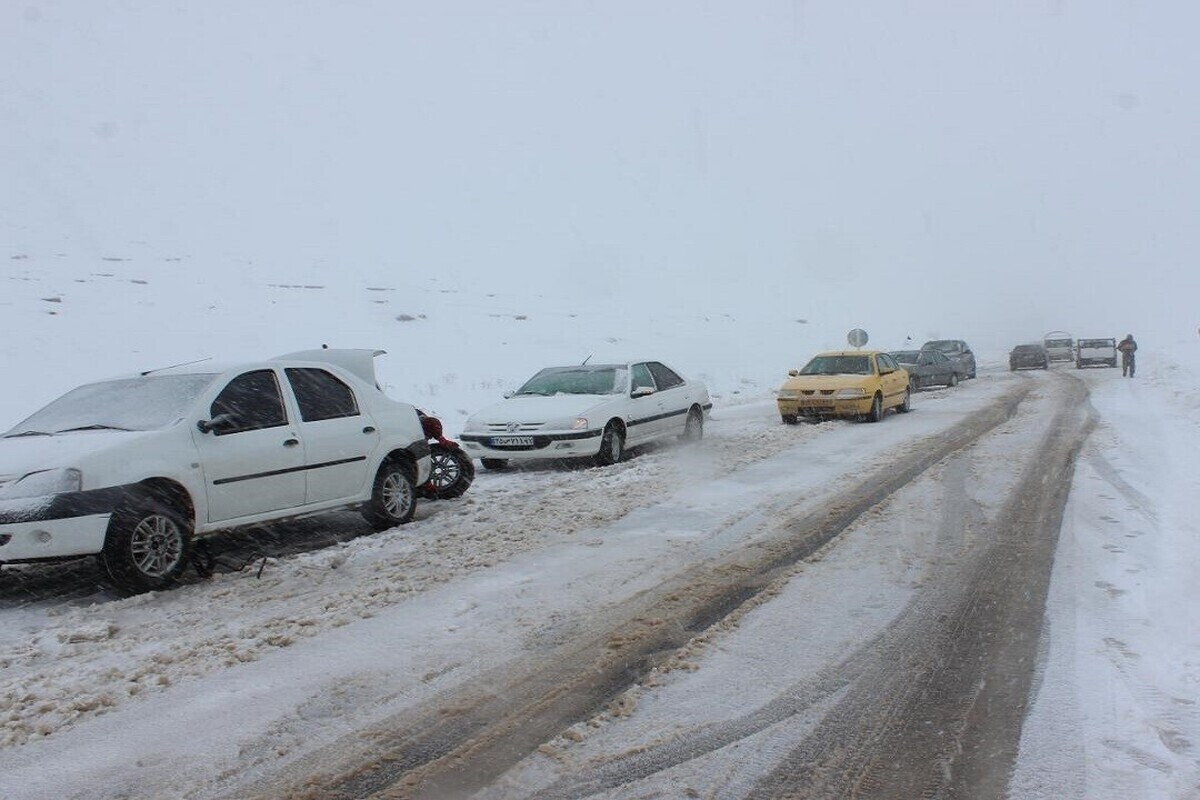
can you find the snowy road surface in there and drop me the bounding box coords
[1,360,1196,799]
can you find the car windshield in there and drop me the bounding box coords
[3,374,218,437]
[514,366,628,396]
[1045,339,1072,348]
[799,355,872,376]
[1079,339,1113,347]
[924,340,959,354]
[891,351,920,364]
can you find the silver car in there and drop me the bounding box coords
[920,339,977,379]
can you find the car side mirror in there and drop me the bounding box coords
[502,390,514,399]
[197,413,236,434]
[631,386,655,398]
[788,369,799,377]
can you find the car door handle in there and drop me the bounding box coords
[362,426,376,434]
[283,438,300,447]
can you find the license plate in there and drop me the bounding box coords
[801,400,833,408]
[490,436,534,447]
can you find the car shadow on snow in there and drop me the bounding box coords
[0,511,395,607]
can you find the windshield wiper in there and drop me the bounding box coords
[55,424,135,433]
[3,430,52,438]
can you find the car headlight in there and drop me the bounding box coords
[777,389,799,399]
[572,418,588,430]
[834,388,867,399]
[0,468,82,500]
[462,417,484,433]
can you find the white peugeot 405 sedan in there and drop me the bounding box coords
[0,349,431,594]
[460,361,712,469]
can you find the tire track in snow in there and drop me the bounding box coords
[248,384,1034,799]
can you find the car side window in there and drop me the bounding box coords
[878,354,899,372]
[647,362,683,389]
[630,363,656,393]
[209,370,288,435]
[917,352,933,365]
[285,368,360,422]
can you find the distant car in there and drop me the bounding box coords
[460,361,711,469]
[1076,338,1118,368]
[1009,344,1050,370]
[0,349,432,594]
[1043,331,1075,362]
[776,350,910,424]
[920,339,977,379]
[891,349,963,389]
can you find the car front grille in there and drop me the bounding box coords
[485,422,544,433]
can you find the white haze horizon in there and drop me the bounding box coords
[5,1,1199,389]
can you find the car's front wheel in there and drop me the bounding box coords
[363,459,417,530]
[781,414,798,425]
[897,388,912,413]
[947,373,959,387]
[101,496,193,594]
[866,393,884,423]
[594,422,625,466]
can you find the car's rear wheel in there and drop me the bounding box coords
[101,496,193,594]
[363,459,416,530]
[781,414,798,425]
[680,407,704,442]
[866,393,884,423]
[480,458,509,471]
[594,422,625,466]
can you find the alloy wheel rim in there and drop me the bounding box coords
[383,471,413,518]
[429,453,460,489]
[130,514,184,577]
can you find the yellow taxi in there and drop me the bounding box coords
[776,350,911,424]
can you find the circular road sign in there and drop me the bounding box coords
[847,328,869,348]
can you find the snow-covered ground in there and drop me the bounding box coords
[0,253,1196,797]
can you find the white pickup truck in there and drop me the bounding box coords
[1076,338,1118,368]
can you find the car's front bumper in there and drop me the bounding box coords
[0,513,111,561]
[460,428,605,461]
[777,396,872,418]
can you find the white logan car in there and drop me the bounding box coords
[460,361,712,469]
[0,349,431,594]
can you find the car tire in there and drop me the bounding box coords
[781,414,798,425]
[101,495,193,594]
[909,377,919,392]
[679,406,704,442]
[947,373,959,387]
[866,393,884,423]
[420,445,475,500]
[363,459,417,531]
[594,422,625,466]
[897,388,912,413]
[480,458,509,471]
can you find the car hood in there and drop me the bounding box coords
[780,375,876,391]
[469,393,614,424]
[0,429,155,479]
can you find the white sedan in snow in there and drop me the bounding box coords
[460,361,712,469]
[0,349,431,594]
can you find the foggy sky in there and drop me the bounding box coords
[4,1,1198,347]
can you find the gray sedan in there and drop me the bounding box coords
[891,349,963,389]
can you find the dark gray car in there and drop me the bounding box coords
[920,339,977,379]
[891,349,963,389]
[1009,344,1049,370]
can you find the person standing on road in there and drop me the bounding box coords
[1118,334,1138,377]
